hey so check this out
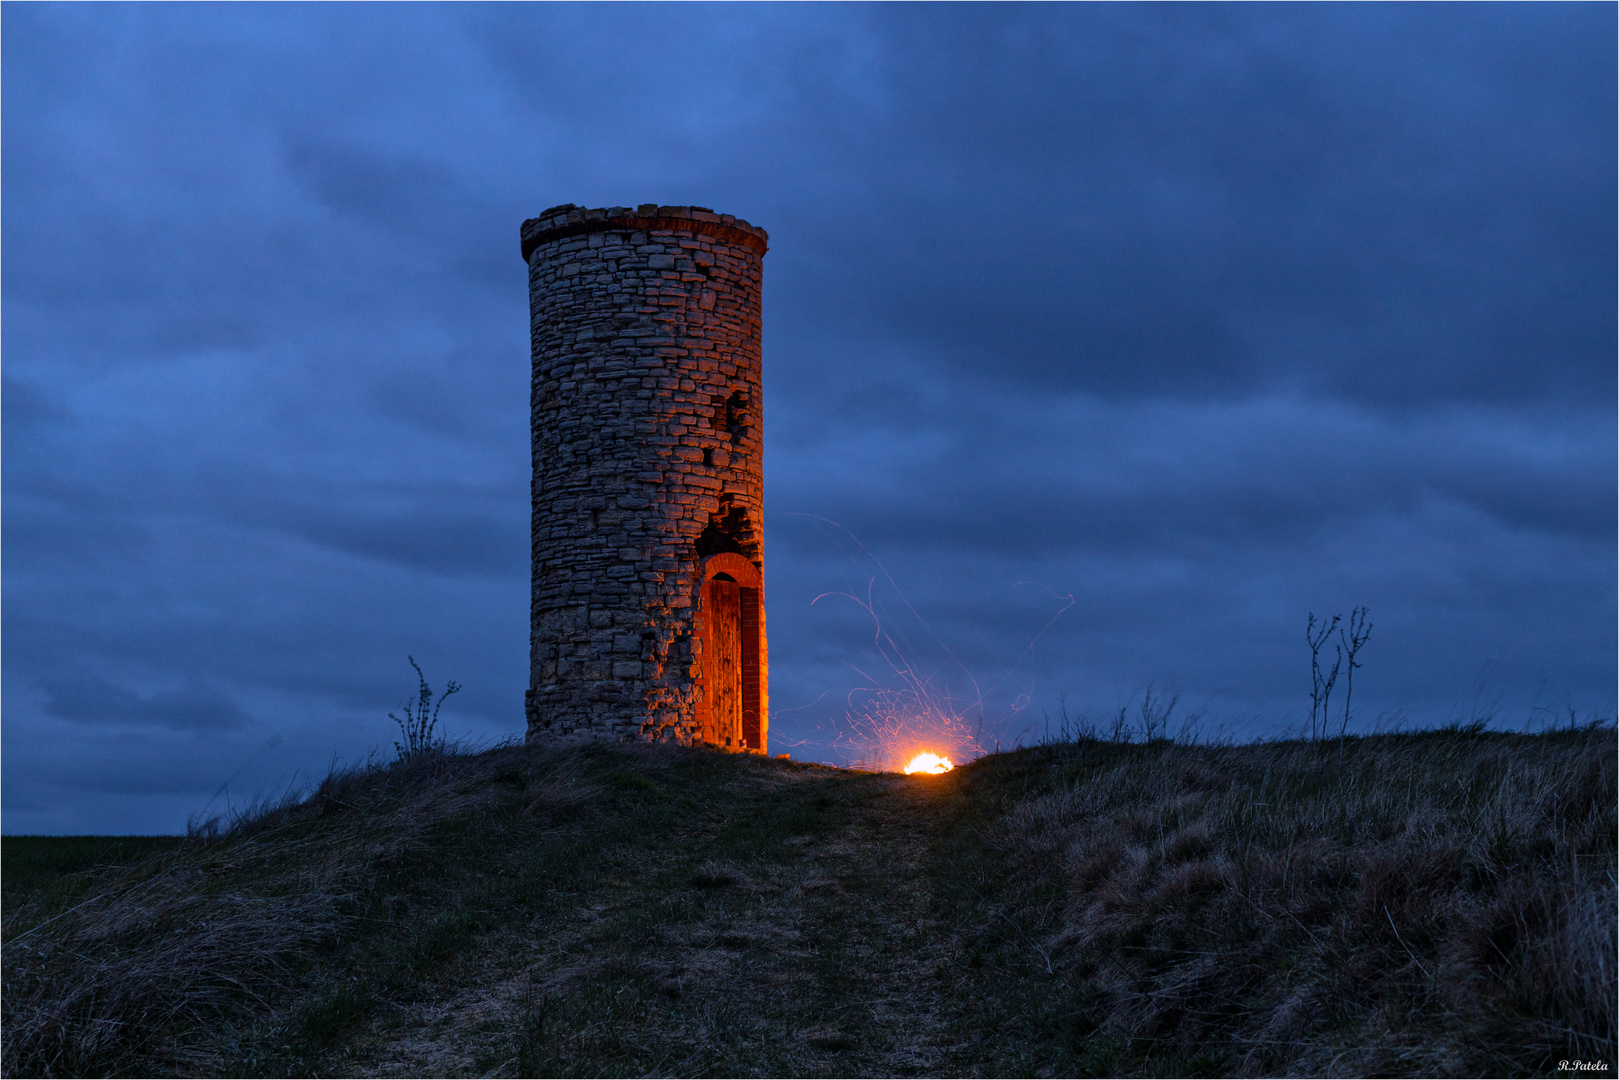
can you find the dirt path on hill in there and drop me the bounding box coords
[341,760,977,1078]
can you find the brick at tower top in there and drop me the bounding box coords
[521,204,769,752]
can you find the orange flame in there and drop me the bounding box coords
[904,752,954,775]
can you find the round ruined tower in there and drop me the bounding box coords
[521,204,768,752]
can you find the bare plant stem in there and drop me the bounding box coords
[389,656,461,760]
[1307,613,1342,741]
[1339,607,1373,740]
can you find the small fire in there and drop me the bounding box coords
[904,751,954,775]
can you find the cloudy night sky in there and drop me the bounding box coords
[4,4,1614,834]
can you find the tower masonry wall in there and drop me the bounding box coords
[522,203,767,745]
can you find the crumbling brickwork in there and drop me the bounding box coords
[521,204,768,751]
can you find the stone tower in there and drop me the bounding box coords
[521,204,768,752]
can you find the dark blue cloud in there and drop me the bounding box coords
[41,675,250,731]
[3,3,1612,832]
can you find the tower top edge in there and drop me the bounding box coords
[520,204,768,262]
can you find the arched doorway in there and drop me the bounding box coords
[694,553,766,753]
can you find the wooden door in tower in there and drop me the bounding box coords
[706,577,744,748]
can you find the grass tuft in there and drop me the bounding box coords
[939,727,1616,1076]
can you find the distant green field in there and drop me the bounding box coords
[2,835,183,905]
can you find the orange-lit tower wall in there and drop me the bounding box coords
[521,204,768,752]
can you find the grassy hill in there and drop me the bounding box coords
[3,726,1613,1078]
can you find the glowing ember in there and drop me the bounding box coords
[904,752,954,775]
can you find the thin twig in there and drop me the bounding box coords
[1384,904,1432,980]
[7,893,109,943]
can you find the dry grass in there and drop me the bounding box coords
[3,727,1611,1078]
[3,742,964,1077]
[944,726,1616,1076]
[2,750,514,1076]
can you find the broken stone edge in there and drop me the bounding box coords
[521,204,769,263]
